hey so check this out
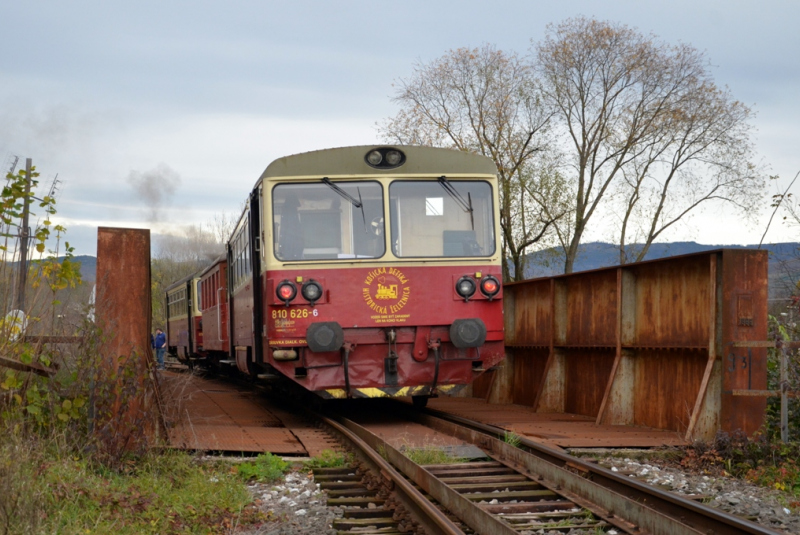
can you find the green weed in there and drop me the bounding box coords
[237,452,290,482]
[503,430,522,448]
[404,444,465,465]
[304,449,350,470]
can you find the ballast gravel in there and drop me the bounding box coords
[237,456,798,534]
[241,469,341,535]
[594,455,800,534]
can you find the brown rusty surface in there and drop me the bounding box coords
[95,227,158,447]
[630,255,711,347]
[565,271,617,347]
[720,249,769,436]
[429,397,687,448]
[510,349,548,406]
[357,418,468,450]
[160,372,306,454]
[501,249,769,440]
[169,424,301,453]
[506,279,551,347]
[265,404,344,457]
[564,349,615,417]
[633,349,707,432]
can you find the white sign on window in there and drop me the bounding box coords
[426,197,443,216]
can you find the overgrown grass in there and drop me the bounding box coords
[0,430,264,534]
[304,448,351,470]
[683,431,800,508]
[0,327,269,534]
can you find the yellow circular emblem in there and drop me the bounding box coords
[362,267,411,316]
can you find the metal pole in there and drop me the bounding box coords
[14,158,32,312]
[777,336,788,442]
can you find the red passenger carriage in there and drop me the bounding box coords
[165,274,202,364]
[197,255,229,363]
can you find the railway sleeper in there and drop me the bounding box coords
[326,487,379,498]
[480,499,578,514]
[315,466,406,535]
[428,467,517,478]
[318,480,369,490]
[462,489,559,502]
[448,480,544,493]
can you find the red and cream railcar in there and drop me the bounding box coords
[165,275,203,363]
[197,255,230,363]
[229,145,505,405]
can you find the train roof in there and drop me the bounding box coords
[165,271,201,293]
[198,253,227,279]
[258,145,498,183]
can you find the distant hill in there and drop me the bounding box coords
[520,241,800,300]
[521,241,799,277]
[72,255,97,283]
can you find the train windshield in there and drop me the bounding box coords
[272,181,385,261]
[389,180,495,258]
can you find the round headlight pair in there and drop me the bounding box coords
[455,275,500,301]
[276,279,323,305]
[365,147,405,169]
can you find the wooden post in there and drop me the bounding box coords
[14,158,32,312]
[778,338,789,442]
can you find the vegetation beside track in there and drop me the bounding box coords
[682,431,800,508]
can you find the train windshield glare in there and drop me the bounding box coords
[273,181,385,261]
[390,180,494,258]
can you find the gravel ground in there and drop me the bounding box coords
[592,454,800,534]
[236,452,799,535]
[240,468,342,535]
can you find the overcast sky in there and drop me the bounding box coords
[2,0,798,256]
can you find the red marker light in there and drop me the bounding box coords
[480,276,500,298]
[276,281,297,303]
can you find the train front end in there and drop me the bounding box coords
[259,146,504,401]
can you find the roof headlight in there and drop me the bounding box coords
[385,150,402,166]
[366,150,383,166]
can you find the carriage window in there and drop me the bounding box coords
[390,180,495,258]
[273,181,385,261]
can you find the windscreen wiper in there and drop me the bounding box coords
[322,177,367,231]
[438,175,474,230]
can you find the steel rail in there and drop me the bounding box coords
[315,412,465,535]
[415,404,781,535]
[332,414,522,535]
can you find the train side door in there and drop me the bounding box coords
[219,264,229,345]
[249,187,264,367]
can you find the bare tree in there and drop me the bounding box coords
[536,17,763,272]
[380,45,567,281]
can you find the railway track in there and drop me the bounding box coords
[313,399,782,535]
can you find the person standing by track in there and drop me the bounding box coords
[153,328,166,370]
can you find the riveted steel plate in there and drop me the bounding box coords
[427,397,686,448]
[169,424,305,453]
[160,372,305,453]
